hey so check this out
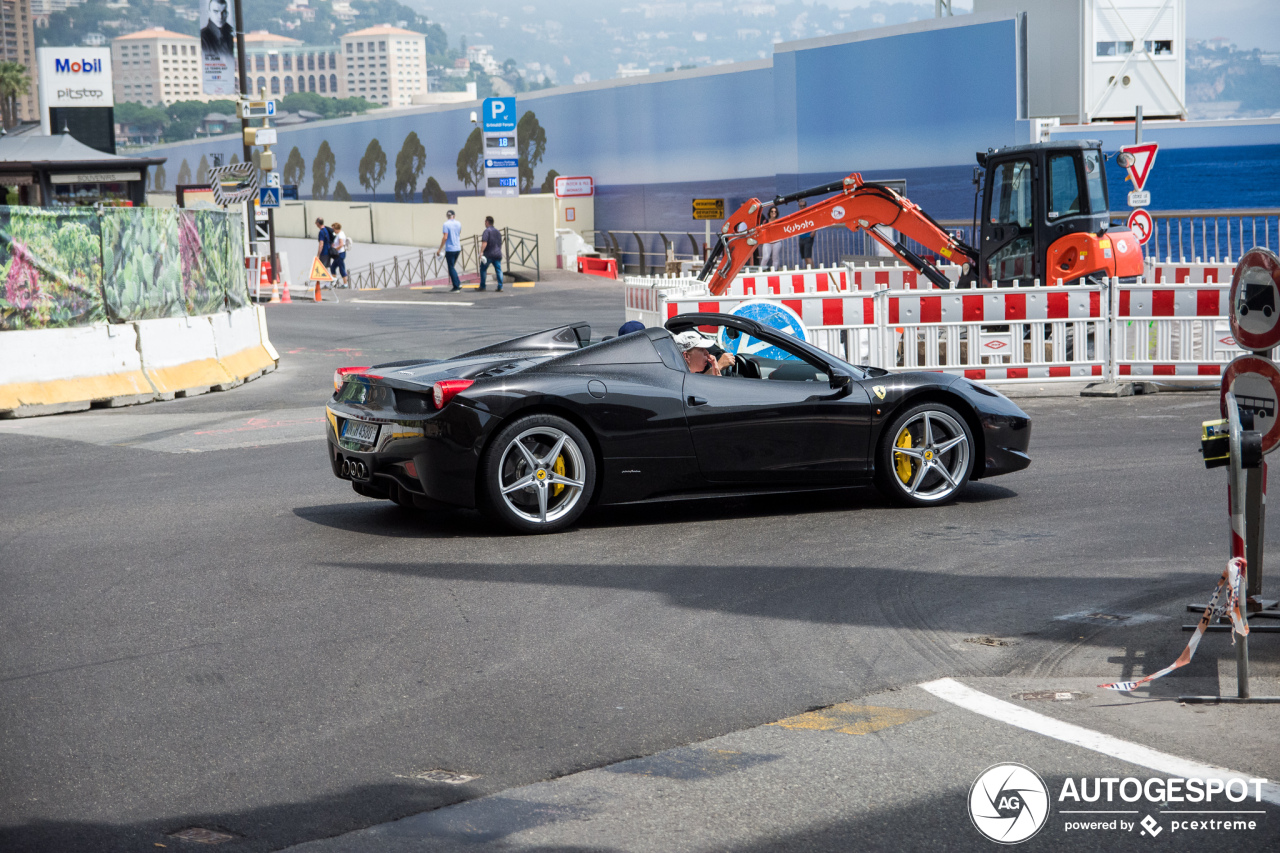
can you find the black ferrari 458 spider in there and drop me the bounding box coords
[326,312,1031,533]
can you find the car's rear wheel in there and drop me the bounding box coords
[875,402,973,506]
[481,414,596,533]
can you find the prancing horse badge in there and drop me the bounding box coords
[873,385,887,400]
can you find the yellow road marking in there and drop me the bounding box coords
[769,703,932,736]
[513,282,535,288]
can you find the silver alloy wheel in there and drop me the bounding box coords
[890,410,970,502]
[498,426,587,525]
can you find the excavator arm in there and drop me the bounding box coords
[698,173,979,296]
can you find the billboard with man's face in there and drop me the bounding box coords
[200,0,236,96]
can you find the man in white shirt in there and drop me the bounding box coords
[436,210,463,291]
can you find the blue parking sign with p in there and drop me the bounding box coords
[482,97,516,132]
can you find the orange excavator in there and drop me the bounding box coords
[698,140,1145,295]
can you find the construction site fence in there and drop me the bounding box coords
[594,209,1280,275]
[624,260,1263,385]
[345,227,540,290]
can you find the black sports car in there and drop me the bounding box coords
[325,312,1031,533]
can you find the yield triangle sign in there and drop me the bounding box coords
[1120,142,1158,192]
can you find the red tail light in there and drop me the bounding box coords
[333,366,371,393]
[432,379,475,409]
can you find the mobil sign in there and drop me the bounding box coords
[36,46,113,112]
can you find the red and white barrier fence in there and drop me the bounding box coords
[626,262,1256,384]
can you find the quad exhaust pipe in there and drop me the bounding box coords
[341,459,369,479]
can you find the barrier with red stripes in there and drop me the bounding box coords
[627,265,1253,384]
[1111,282,1256,378]
[664,284,1107,381]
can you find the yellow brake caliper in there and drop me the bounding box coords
[895,428,914,484]
[552,454,566,496]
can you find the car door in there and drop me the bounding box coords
[681,330,873,484]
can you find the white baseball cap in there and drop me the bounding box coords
[673,330,718,352]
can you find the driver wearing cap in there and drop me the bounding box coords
[674,330,736,376]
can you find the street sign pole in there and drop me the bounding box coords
[232,0,255,259]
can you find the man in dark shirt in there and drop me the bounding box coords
[479,215,503,292]
[201,0,235,59]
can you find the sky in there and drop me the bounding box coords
[821,1,1279,53]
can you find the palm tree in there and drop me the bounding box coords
[0,62,31,130]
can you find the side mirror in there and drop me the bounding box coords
[830,371,853,392]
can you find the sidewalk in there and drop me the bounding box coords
[284,671,1280,852]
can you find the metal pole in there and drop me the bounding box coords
[233,0,255,259]
[1135,105,1142,146]
[1225,393,1250,699]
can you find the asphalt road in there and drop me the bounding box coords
[2,274,1278,851]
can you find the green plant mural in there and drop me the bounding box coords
[177,159,192,185]
[333,181,352,201]
[100,207,184,321]
[0,208,104,330]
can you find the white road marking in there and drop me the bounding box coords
[348,299,474,306]
[919,677,1280,805]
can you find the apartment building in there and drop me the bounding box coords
[339,25,427,108]
[0,0,39,122]
[243,30,343,98]
[112,27,211,106]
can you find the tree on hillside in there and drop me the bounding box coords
[0,61,31,130]
[177,159,191,186]
[517,111,547,194]
[394,131,426,202]
[540,169,560,194]
[283,146,306,188]
[422,176,448,204]
[114,101,169,141]
[333,181,352,201]
[456,127,483,195]
[358,138,387,196]
[312,141,336,198]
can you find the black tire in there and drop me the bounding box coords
[874,401,974,507]
[480,413,597,534]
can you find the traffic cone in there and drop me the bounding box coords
[314,280,323,302]
[274,260,292,303]
[264,260,280,303]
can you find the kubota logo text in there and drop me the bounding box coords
[783,220,814,235]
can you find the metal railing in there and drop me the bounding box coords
[1144,210,1280,262]
[595,209,1280,276]
[346,227,539,290]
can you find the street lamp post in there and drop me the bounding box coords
[233,0,255,258]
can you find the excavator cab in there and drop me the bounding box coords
[977,140,1141,286]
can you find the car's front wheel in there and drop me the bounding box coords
[875,402,973,506]
[480,414,596,533]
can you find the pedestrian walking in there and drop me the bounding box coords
[436,209,463,291]
[479,215,503,292]
[329,222,350,288]
[797,199,815,269]
[314,217,334,286]
[758,206,780,270]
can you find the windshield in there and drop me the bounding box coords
[1083,150,1108,214]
